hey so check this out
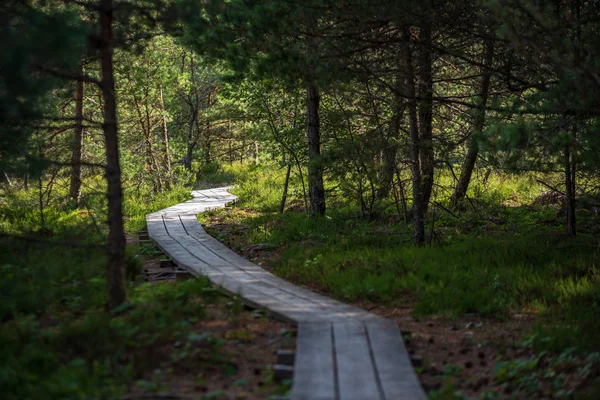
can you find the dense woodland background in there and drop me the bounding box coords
[2,0,600,398]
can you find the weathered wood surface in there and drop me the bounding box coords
[146,187,426,400]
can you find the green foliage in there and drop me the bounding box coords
[4,0,600,397]
[212,164,600,352]
[229,163,296,212]
[0,1,88,174]
[123,184,192,232]
[0,243,107,320]
[195,162,239,189]
[0,275,217,400]
[0,178,210,398]
[249,214,599,321]
[492,347,600,398]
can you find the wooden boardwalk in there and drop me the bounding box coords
[146,187,426,400]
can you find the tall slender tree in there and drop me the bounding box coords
[69,63,85,204]
[403,26,426,245]
[99,0,127,309]
[451,37,495,206]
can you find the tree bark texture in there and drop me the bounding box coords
[307,80,326,218]
[306,14,326,218]
[159,86,172,189]
[203,91,213,165]
[451,38,494,206]
[418,21,434,213]
[403,27,425,245]
[100,0,127,310]
[69,64,85,205]
[565,143,577,236]
[280,161,292,213]
[377,55,406,200]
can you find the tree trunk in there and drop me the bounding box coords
[377,145,397,200]
[403,27,425,245]
[184,141,194,170]
[280,161,292,213]
[418,21,434,213]
[133,92,162,193]
[184,109,197,170]
[451,38,494,206]
[240,139,245,163]
[565,143,577,237]
[144,86,162,193]
[38,173,45,227]
[307,80,326,218]
[69,64,85,205]
[306,15,325,218]
[159,86,172,189]
[184,58,200,171]
[395,167,409,222]
[99,0,127,311]
[377,63,406,200]
[203,91,212,165]
[2,172,12,186]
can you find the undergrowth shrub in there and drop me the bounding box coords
[0,176,207,399]
[204,164,600,351]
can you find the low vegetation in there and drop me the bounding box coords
[3,1,600,397]
[199,163,600,398]
[0,178,292,400]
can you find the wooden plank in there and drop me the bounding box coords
[249,280,330,320]
[180,217,347,303]
[156,236,317,322]
[152,235,239,289]
[151,189,383,321]
[172,231,360,322]
[162,215,188,236]
[172,235,259,281]
[291,322,337,400]
[171,237,331,322]
[276,349,295,366]
[146,213,168,237]
[180,216,375,320]
[273,364,294,381]
[365,319,427,400]
[148,187,426,400]
[333,321,383,400]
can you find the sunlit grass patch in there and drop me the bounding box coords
[202,163,600,352]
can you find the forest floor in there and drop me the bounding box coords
[0,231,294,400]
[201,206,600,400]
[126,240,295,400]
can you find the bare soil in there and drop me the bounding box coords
[126,238,296,400]
[199,211,600,399]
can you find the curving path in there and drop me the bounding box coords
[146,187,426,400]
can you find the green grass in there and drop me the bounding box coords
[205,162,600,352]
[0,175,192,236]
[194,162,240,189]
[123,185,192,232]
[0,175,211,399]
[0,216,218,399]
[192,162,307,212]
[0,266,218,400]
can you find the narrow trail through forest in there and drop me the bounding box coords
[146,187,426,400]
